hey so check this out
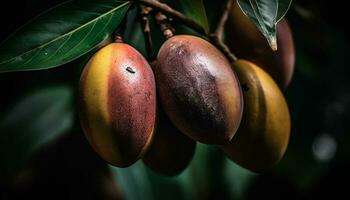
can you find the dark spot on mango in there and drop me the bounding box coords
[126,66,135,73]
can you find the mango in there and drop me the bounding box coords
[155,35,243,144]
[222,60,291,172]
[79,42,156,167]
[143,105,196,176]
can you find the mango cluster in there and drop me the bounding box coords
[78,4,294,175]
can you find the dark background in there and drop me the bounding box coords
[1,0,350,199]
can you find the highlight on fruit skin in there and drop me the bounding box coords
[226,2,295,90]
[79,42,156,167]
[143,105,196,176]
[155,35,243,144]
[222,60,291,173]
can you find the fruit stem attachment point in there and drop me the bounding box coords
[114,34,124,43]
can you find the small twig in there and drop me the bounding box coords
[114,34,124,43]
[214,0,233,42]
[139,5,153,60]
[211,36,237,63]
[134,0,206,35]
[209,0,237,62]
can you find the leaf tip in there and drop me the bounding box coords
[270,37,278,51]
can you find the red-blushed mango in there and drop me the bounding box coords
[79,42,156,167]
[143,106,196,176]
[155,35,243,144]
[226,2,295,89]
[222,60,291,173]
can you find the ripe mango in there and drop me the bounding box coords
[143,106,196,176]
[155,35,243,144]
[222,60,291,172]
[79,42,156,167]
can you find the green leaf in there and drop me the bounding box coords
[0,86,74,177]
[237,0,292,50]
[276,0,293,23]
[178,0,209,34]
[0,0,130,73]
[124,6,147,56]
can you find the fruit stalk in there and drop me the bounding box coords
[209,0,237,63]
[213,0,233,42]
[114,34,123,43]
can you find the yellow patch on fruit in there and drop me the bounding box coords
[222,59,291,173]
[80,44,123,164]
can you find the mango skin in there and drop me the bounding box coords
[155,35,243,144]
[143,106,196,176]
[226,2,295,89]
[79,43,156,167]
[222,60,291,173]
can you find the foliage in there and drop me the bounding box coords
[0,0,130,72]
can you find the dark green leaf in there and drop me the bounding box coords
[178,0,209,34]
[276,0,292,23]
[0,0,130,73]
[0,86,74,177]
[124,6,147,56]
[237,0,292,50]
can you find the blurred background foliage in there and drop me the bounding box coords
[0,0,350,199]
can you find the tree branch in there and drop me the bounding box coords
[210,35,237,63]
[209,0,237,62]
[134,0,206,35]
[134,0,238,63]
[214,0,233,42]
